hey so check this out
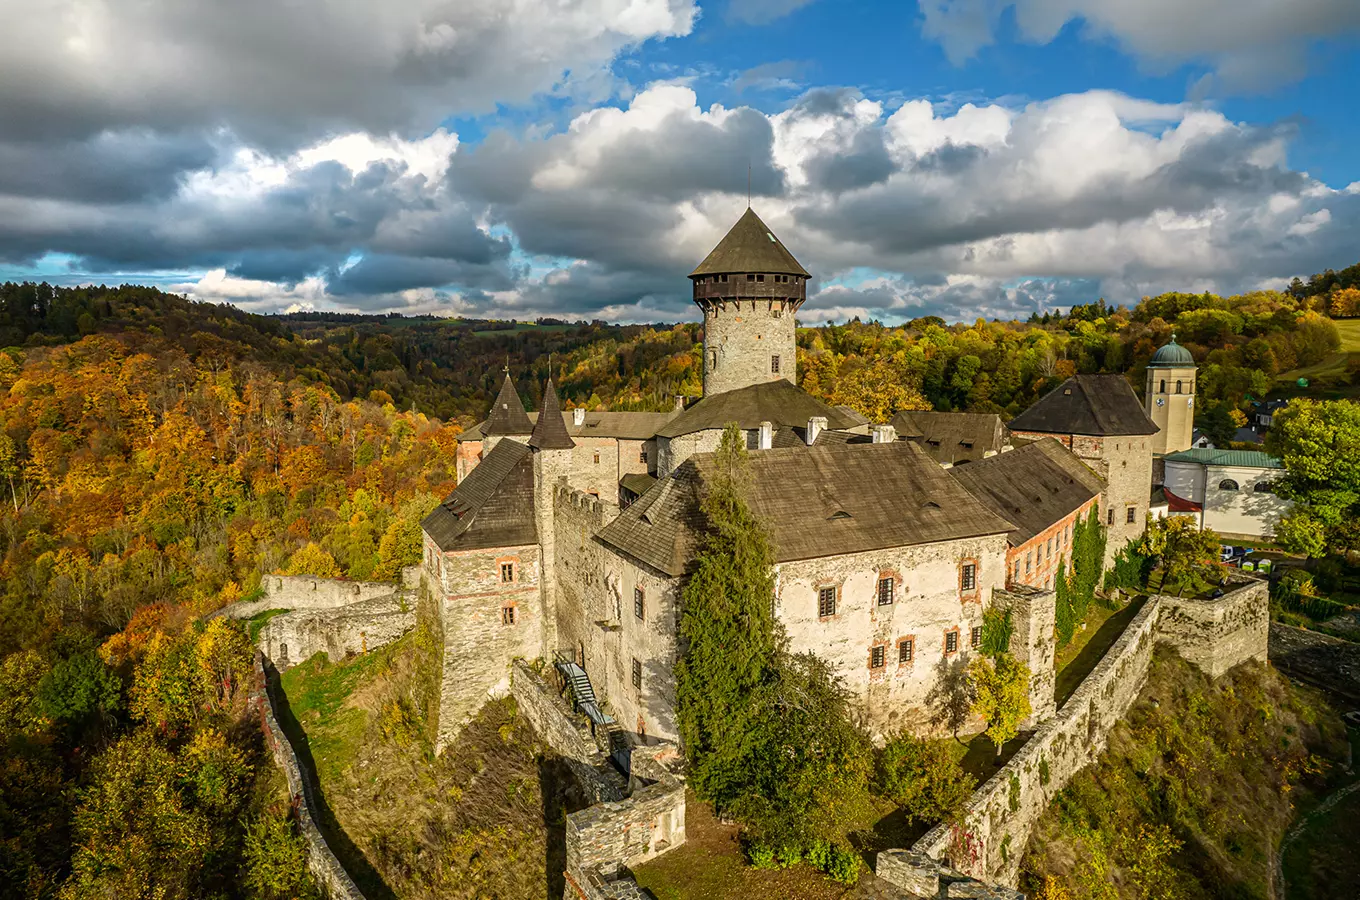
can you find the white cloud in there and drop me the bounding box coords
[919,0,1360,90]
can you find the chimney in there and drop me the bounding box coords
[806,416,827,446]
[573,407,586,427]
[871,424,896,444]
[673,395,687,411]
[758,421,773,450]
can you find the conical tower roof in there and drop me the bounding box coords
[689,208,810,278]
[485,372,533,436]
[528,380,575,450]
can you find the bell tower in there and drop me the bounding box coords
[690,208,809,397]
[1145,335,1197,454]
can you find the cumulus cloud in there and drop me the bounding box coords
[1,0,696,147]
[919,0,1360,90]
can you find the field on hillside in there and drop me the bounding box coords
[1021,651,1350,900]
[275,631,584,900]
[1275,318,1360,385]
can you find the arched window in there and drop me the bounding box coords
[710,350,717,369]
[1218,479,1239,491]
[1254,481,1274,494]
[1176,380,1183,394]
[1159,379,1166,393]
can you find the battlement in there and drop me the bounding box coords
[556,484,610,527]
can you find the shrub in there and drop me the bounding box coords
[242,810,319,900]
[876,733,976,824]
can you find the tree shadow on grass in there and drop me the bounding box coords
[538,755,582,900]
[1054,597,1147,708]
[265,661,398,900]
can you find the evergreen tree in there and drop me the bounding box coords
[675,424,780,808]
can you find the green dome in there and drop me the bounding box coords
[1149,335,1194,368]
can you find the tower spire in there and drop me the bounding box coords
[529,378,575,450]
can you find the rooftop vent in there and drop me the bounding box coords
[829,510,852,520]
[922,501,941,509]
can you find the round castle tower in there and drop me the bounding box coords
[1145,335,1196,454]
[690,208,809,396]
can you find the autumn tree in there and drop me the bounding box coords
[969,653,1032,756]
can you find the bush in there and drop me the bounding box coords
[35,650,120,727]
[876,733,976,824]
[242,810,319,900]
[1105,542,1152,593]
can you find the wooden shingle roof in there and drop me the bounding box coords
[947,440,1104,547]
[1007,374,1158,437]
[422,439,536,551]
[596,441,1013,576]
[689,208,810,278]
[484,373,533,436]
[891,411,1006,465]
[462,409,681,443]
[655,380,858,439]
[528,380,575,450]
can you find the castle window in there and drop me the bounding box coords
[1107,508,1115,526]
[502,605,516,626]
[1254,481,1274,494]
[1127,506,1137,523]
[818,586,836,618]
[1176,380,1183,394]
[593,451,600,464]
[710,350,718,369]
[945,629,959,654]
[960,562,977,593]
[632,658,642,689]
[1159,379,1166,393]
[757,274,764,282]
[877,577,895,606]
[971,626,983,649]
[869,645,886,669]
[720,274,728,283]
[772,308,782,318]
[899,638,914,663]
[1014,559,1022,581]
[1025,552,1032,573]
[1218,479,1239,491]
[771,354,781,374]
[634,586,645,620]
[640,448,647,463]
[501,562,515,583]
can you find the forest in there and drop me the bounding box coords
[0,263,1356,898]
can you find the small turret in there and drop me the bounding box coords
[529,380,575,450]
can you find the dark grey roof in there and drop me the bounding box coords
[620,473,657,496]
[689,208,810,278]
[1007,374,1159,437]
[596,441,1014,576]
[947,440,1104,547]
[891,411,1006,465]
[833,405,871,427]
[484,373,533,436]
[422,439,536,551]
[655,380,859,439]
[529,380,575,450]
[462,409,680,442]
[1149,336,1195,368]
[771,425,866,448]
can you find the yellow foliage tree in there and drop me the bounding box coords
[283,542,342,579]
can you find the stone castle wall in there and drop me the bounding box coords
[257,595,415,670]
[912,577,1269,886]
[702,299,797,396]
[251,653,366,900]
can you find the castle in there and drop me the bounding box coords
[418,208,1167,750]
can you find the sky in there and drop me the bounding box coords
[1,0,1359,325]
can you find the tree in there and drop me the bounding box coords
[283,542,342,579]
[1196,402,1239,448]
[968,653,1032,757]
[1265,399,1360,556]
[876,733,976,824]
[1139,516,1220,593]
[675,423,780,808]
[34,650,121,728]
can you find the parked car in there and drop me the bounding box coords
[1219,545,1246,562]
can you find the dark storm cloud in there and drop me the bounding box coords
[802,127,896,193]
[0,132,219,203]
[325,253,516,298]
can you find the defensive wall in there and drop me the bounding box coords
[507,660,686,900]
[251,652,366,900]
[908,576,1269,886]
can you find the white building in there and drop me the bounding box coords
[1160,449,1292,539]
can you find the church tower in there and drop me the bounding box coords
[690,208,809,396]
[1145,336,1196,454]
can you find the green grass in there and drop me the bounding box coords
[1275,320,1360,386]
[246,608,288,642]
[1280,725,1360,900]
[278,643,398,786]
[1054,597,1147,708]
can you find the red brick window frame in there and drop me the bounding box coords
[868,641,888,672]
[897,636,915,665]
[958,558,980,600]
[501,600,518,626]
[876,569,903,607]
[816,583,840,620]
[944,626,960,655]
[496,555,520,584]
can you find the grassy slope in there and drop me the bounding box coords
[276,632,579,900]
[1022,650,1349,900]
[1275,319,1360,386]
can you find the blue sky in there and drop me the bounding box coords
[1,0,1358,323]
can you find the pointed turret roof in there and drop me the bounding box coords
[689,208,810,278]
[485,372,533,436]
[528,380,575,450]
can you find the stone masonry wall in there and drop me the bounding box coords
[911,577,1269,887]
[914,598,1162,885]
[994,586,1056,725]
[565,775,686,896]
[257,595,415,670]
[510,659,603,764]
[1155,575,1269,678]
[252,653,366,900]
[702,299,797,396]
